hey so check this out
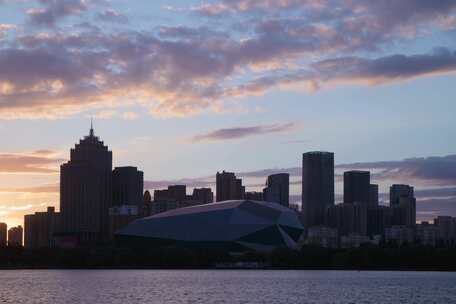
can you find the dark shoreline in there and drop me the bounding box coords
[1,245,456,272]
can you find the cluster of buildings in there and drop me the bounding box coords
[301,152,456,248]
[0,223,23,248]
[1,125,452,251]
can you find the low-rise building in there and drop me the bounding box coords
[340,233,373,248]
[306,226,338,249]
[416,222,439,247]
[8,226,23,247]
[0,222,7,247]
[108,205,140,239]
[385,225,415,246]
[24,207,60,249]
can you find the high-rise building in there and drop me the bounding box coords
[390,184,416,227]
[302,152,334,228]
[24,207,60,249]
[390,184,414,206]
[112,166,144,207]
[344,171,370,204]
[325,203,367,236]
[0,223,7,247]
[216,171,245,202]
[263,173,289,207]
[8,226,23,247]
[366,205,392,237]
[60,123,113,245]
[369,184,379,206]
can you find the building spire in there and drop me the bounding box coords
[90,117,94,137]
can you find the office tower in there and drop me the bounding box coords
[390,184,414,206]
[263,173,290,207]
[24,207,60,249]
[112,166,144,207]
[344,171,370,204]
[192,188,214,205]
[0,223,6,247]
[390,184,416,227]
[244,191,264,201]
[369,184,379,206]
[302,152,335,228]
[60,123,113,245]
[366,205,392,237]
[325,203,367,236]
[8,226,23,247]
[216,171,245,202]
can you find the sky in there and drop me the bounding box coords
[0,0,455,228]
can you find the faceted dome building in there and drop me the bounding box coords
[116,200,303,252]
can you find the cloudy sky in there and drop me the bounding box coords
[0,0,455,227]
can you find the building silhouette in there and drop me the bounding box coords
[143,190,153,215]
[0,223,6,247]
[263,173,289,207]
[390,184,416,227]
[151,185,214,215]
[108,205,140,240]
[112,166,144,207]
[192,188,214,205]
[344,171,370,204]
[369,184,379,206]
[244,191,264,201]
[24,207,60,249]
[8,226,23,247]
[60,123,113,245]
[302,152,334,228]
[216,171,245,202]
[325,202,367,237]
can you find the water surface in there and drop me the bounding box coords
[0,270,455,303]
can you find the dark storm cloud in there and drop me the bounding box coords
[192,123,296,142]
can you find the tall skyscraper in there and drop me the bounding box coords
[263,173,290,207]
[8,226,23,247]
[390,184,414,206]
[112,166,144,207]
[60,123,113,245]
[0,223,7,247]
[344,171,370,204]
[216,171,245,202]
[369,184,379,206]
[390,184,416,227]
[302,152,335,228]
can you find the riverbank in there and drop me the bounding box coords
[1,245,456,271]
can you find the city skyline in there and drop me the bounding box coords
[0,0,456,228]
[1,122,454,229]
